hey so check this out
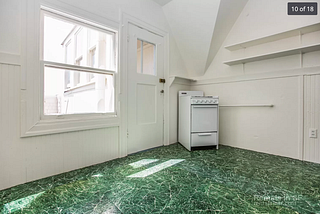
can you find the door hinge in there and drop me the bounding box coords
[127,131,129,138]
[159,78,166,83]
[127,35,129,42]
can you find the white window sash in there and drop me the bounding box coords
[41,61,117,120]
[43,61,116,75]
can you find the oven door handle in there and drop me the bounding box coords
[198,133,213,136]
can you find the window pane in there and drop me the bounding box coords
[43,15,116,71]
[136,39,156,75]
[75,29,83,59]
[137,40,142,74]
[88,30,98,48]
[90,48,96,68]
[65,41,73,64]
[44,16,74,64]
[44,67,114,115]
[142,41,156,75]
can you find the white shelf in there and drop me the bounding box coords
[169,75,197,86]
[225,22,320,51]
[224,43,320,66]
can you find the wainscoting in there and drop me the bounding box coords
[0,62,119,190]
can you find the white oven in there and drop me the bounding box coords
[191,105,218,132]
[178,91,203,142]
[179,94,219,151]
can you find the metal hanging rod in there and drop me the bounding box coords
[219,104,274,107]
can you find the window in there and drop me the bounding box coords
[75,28,83,60]
[89,47,96,68]
[137,39,156,76]
[41,9,117,116]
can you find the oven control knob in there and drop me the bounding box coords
[209,100,213,103]
[200,100,204,103]
[205,100,208,103]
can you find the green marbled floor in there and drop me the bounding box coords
[1,144,320,214]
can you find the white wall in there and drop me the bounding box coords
[191,0,320,160]
[200,0,320,80]
[0,0,21,55]
[193,77,301,158]
[304,74,320,163]
[205,0,248,71]
[0,0,187,190]
[163,0,220,76]
[0,63,119,190]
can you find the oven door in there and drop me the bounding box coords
[191,105,218,133]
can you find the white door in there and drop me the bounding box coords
[127,24,165,154]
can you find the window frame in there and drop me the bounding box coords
[40,8,117,119]
[20,5,120,137]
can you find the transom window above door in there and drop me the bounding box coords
[137,39,156,76]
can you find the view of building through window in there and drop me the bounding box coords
[43,13,116,115]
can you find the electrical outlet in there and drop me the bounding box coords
[309,129,317,138]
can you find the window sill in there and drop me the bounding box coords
[21,115,120,137]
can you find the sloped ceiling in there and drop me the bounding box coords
[160,0,248,77]
[152,0,173,6]
[162,0,221,77]
[205,0,249,71]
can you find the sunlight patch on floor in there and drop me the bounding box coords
[129,159,159,168]
[127,159,185,178]
[2,191,45,213]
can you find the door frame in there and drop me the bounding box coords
[119,12,169,157]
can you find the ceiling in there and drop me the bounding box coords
[162,0,221,76]
[152,0,173,6]
[152,0,248,77]
[205,0,249,71]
